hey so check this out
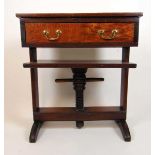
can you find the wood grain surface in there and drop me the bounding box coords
[25,23,134,44]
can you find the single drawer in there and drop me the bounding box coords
[24,23,136,47]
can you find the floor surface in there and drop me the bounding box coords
[5,115,150,155]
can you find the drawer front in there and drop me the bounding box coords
[24,23,135,47]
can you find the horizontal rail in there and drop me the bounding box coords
[23,60,137,68]
[55,78,104,82]
[34,106,126,121]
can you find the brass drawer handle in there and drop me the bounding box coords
[97,29,118,40]
[42,29,62,41]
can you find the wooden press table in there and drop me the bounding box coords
[16,12,143,143]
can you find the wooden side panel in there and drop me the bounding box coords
[25,23,134,44]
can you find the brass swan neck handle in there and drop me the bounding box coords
[43,29,62,41]
[97,29,118,40]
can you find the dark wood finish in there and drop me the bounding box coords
[115,120,131,141]
[23,60,137,68]
[76,121,84,129]
[134,22,139,44]
[34,106,126,121]
[29,121,43,143]
[29,47,39,112]
[20,20,26,47]
[16,12,143,18]
[25,23,134,44]
[16,13,142,142]
[22,42,139,48]
[19,17,140,25]
[55,78,104,83]
[29,48,42,142]
[72,68,87,111]
[72,68,87,128]
[120,47,130,112]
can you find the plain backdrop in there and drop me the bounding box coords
[4,0,150,155]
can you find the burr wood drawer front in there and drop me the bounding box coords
[24,23,135,46]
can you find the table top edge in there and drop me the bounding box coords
[16,12,143,18]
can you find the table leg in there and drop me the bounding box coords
[29,47,42,142]
[115,120,131,142]
[118,47,131,142]
[29,121,43,143]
